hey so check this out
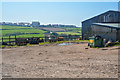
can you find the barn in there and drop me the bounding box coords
[82,10,120,42]
[91,23,120,42]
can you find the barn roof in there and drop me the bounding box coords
[82,10,120,23]
[92,23,120,29]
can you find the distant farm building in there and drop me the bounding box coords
[32,21,40,27]
[82,10,120,42]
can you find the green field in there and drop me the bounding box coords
[1,25,46,38]
[57,27,81,35]
[60,27,81,33]
[1,25,81,39]
[57,32,80,35]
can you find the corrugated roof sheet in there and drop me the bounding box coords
[82,10,120,22]
[92,23,120,29]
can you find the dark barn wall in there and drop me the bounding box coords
[82,11,120,40]
[91,25,117,42]
[117,29,120,41]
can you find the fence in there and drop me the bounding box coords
[2,35,82,46]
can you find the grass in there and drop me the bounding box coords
[3,34,45,38]
[114,43,120,46]
[1,25,46,38]
[39,42,50,45]
[57,32,80,35]
[39,40,89,45]
[1,25,83,48]
[110,42,120,46]
[36,26,81,35]
[60,27,81,33]
[56,27,81,35]
[89,42,120,48]
[1,25,81,38]
[1,25,46,42]
[1,39,89,48]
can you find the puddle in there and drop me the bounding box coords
[58,43,74,45]
[58,42,88,46]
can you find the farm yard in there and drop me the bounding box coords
[1,25,119,78]
[1,1,120,79]
[2,42,119,78]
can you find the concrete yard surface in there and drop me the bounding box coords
[2,43,119,78]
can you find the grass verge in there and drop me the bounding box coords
[1,40,89,48]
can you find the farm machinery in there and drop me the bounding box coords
[88,35,104,48]
[15,37,44,46]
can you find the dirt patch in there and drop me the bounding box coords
[2,43,118,78]
[40,27,65,32]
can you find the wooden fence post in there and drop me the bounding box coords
[2,37,3,43]
[9,35,10,45]
[15,35,16,45]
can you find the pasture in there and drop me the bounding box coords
[57,32,80,35]
[1,25,46,38]
[1,25,81,38]
[1,25,82,45]
[38,27,81,35]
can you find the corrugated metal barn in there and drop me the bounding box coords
[91,23,120,42]
[82,10,120,41]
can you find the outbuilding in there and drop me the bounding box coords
[82,10,120,41]
[91,23,120,42]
